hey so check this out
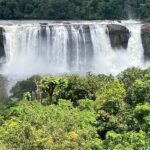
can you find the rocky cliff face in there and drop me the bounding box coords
[141,24,150,60]
[107,24,130,49]
[0,27,5,58]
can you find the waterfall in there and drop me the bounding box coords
[90,24,115,74]
[0,20,149,80]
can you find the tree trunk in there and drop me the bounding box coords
[48,93,53,104]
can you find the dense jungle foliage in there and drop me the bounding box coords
[0,0,150,20]
[0,67,150,149]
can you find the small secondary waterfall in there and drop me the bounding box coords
[0,20,149,80]
[90,24,115,74]
[90,23,145,74]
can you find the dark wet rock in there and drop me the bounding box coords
[0,27,5,58]
[40,23,48,26]
[40,26,47,38]
[107,24,130,49]
[141,24,150,60]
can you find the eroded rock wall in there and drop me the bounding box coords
[107,24,130,49]
[141,24,150,59]
[0,27,5,58]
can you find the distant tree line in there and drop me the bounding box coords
[0,0,149,20]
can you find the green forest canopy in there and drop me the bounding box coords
[0,67,150,149]
[0,0,150,20]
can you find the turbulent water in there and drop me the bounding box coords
[0,20,149,85]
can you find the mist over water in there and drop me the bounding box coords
[0,20,149,88]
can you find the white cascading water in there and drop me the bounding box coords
[2,25,69,76]
[90,24,115,74]
[126,24,144,66]
[0,20,149,87]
